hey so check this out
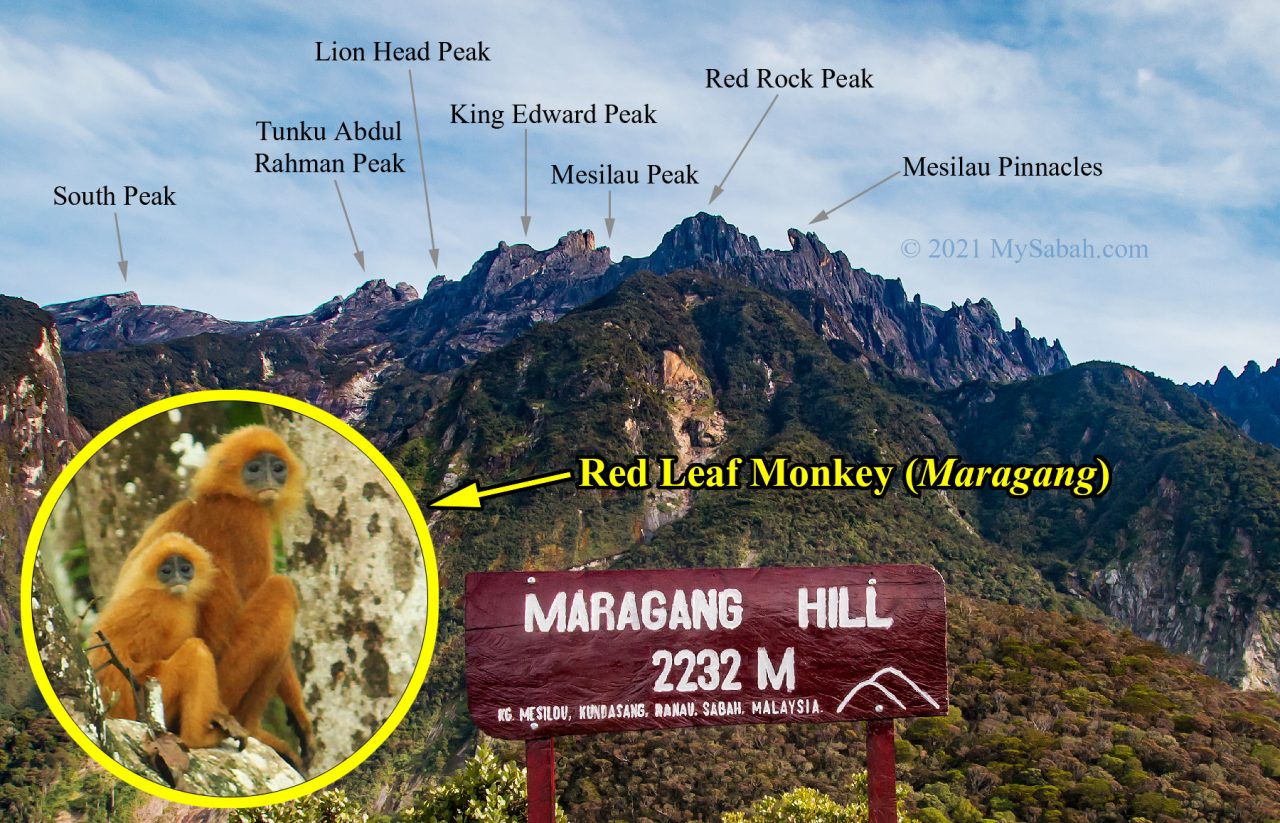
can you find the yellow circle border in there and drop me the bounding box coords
[20,389,439,809]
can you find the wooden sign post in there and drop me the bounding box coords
[867,718,897,822]
[465,564,947,822]
[526,738,556,823]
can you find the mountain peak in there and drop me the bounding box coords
[45,291,142,321]
[1190,356,1280,447]
[44,291,234,351]
[294,279,421,325]
[633,212,761,271]
[393,227,619,372]
[555,229,596,253]
[43,213,1069,389]
[619,216,1068,387]
[348,278,419,304]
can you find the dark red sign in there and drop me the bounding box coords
[465,564,947,739]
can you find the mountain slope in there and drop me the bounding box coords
[355,272,1280,822]
[943,362,1280,688]
[365,270,1077,804]
[0,297,122,819]
[412,271,1063,604]
[554,597,1280,822]
[0,297,84,584]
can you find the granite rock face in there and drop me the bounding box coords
[1191,359,1280,447]
[41,216,1078,468]
[48,278,420,355]
[0,297,86,582]
[389,230,620,372]
[948,361,1280,693]
[48,292,239,353]
[619,214,1069,386]
[45,216,1068,411]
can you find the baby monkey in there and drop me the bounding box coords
[90,533,245,750]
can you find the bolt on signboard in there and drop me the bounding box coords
[465,564,948,822]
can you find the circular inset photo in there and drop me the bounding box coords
[21,390,437,807]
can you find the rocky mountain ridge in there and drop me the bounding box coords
[51,278,421,354]
[1190,358,1280,447]
[619,215,1069,386]
[46,215,1068,406]
[9,256,1280,819]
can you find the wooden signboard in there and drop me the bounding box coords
[465,564,948,822]
[466,564,947,738]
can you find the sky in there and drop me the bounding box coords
[1,0,1277,384]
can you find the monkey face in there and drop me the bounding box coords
[193,425,304,513]
[156,553,197,595]
[241,451,290,502]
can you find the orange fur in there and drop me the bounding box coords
[191,425,306,520]
[90,533,232,748]
[136,425,313,770]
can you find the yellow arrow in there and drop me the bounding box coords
[428,470,575,510]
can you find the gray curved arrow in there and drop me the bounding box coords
[811,171,901,223]
[114,212,128,281]
[408,70,440,268]
[333,180,366,271]
[709,93,778,205]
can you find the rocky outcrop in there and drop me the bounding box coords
[619,214,1069,386]
[641,348,727,540]
[48,279,420,355]
[1088,520,1269,688]
[950,361,1280,693]
[1191,359,1280,447]
[47,217,1068,424]
[0,297,86,583]
[389,230,619,372]
[48,292,239,353]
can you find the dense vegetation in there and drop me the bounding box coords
[942,363,1280,683]
[0,298,53,388]
[10,265,1280,820]
[547,597,1280,821]
[367,273,1075,797]
[63,331,323,433]
[0,589,141,820]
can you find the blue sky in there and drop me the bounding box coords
[1,0,1276,383]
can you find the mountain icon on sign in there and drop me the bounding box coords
[836,667,940,714]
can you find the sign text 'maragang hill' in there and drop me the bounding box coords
[465,566,949,739]
[523,582,895,634]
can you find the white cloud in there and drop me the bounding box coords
[0,1,1276,385]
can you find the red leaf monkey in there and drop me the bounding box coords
[134,425,315,771]
[90,532,244,749]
